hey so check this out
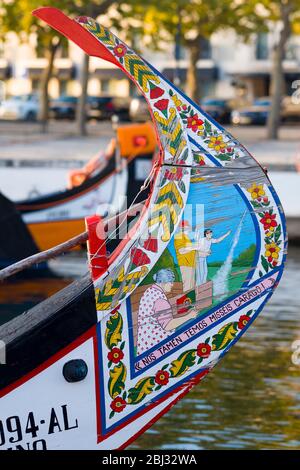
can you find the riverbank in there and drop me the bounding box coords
[0,121,299,243]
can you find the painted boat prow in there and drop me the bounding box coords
[0,7,287,450]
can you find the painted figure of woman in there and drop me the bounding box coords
[136,268,197,355]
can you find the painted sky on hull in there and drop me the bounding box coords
[168,181,256,264]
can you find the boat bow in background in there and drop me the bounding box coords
[0,121,156,271]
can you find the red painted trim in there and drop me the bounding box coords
[32,8,120,67]
[0,326,96,399]
[86,215,108,280]
[92,332,102,445]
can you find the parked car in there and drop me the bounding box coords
[231,95,300,125]
[49,95,78,120]
[282,96,300,122]
[129,95,150,122]
[50,95,130,121]
[231,97,272,125]
[87,95,130,121]
[201,97,233,123]
[0,94,39,121]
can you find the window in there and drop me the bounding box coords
[256,34,269,60]
[59,80,68,95]
[58,43,69,59]
[32,79,40,91]
[200,38,212,60]
[101,79,110,93]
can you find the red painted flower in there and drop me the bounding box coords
[75,16,90,24]
[143,236,158,253]
[110,396,126,413]
[107,347,124,364]
[113,43,127,58]
[154,98,169,112]
[165,166,183,181]
[260,212,277,231]
[130,248,150,267]
[186,114,204,132]
[196,343,211,358]
[150,84,164,100]
[238,314,251,330]
[155,370,170,386]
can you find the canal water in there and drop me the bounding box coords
[0,248,299,450]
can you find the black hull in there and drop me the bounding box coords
[0,274,96,391]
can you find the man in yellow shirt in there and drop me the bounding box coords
[174,220,207,292]
[175,221,232,292]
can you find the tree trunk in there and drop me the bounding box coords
[39,38,60,133]
[267,5,291,140]
[76,53,90,136]
[186,39,201,103]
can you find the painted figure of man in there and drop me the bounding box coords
[174,220,197,292]
[195,229,231,285]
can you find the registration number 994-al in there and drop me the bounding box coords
[0,404,78,450]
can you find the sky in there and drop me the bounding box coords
[169,180,256,264]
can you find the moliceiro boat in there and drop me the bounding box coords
[0,121,156,271]
[0,7,287,450]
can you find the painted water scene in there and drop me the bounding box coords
[0,0,299,457]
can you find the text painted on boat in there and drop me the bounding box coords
[0,404,78,450]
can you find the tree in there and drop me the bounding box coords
[74,0,154,135]
[265,0,300,139]
[113,0,267,102]
[72,0,117,136]
[0,0,117,134]
[0,0,73,132]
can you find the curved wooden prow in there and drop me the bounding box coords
[33,7,121,66]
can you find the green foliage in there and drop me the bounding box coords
[208,244,256,268]
[233,244,256,267]
[0,1,119,49]
[113,0,269,50]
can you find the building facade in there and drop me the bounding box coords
[0,28,299,103]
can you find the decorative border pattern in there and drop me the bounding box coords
[247,183,282,275]
[105,308,254,415]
